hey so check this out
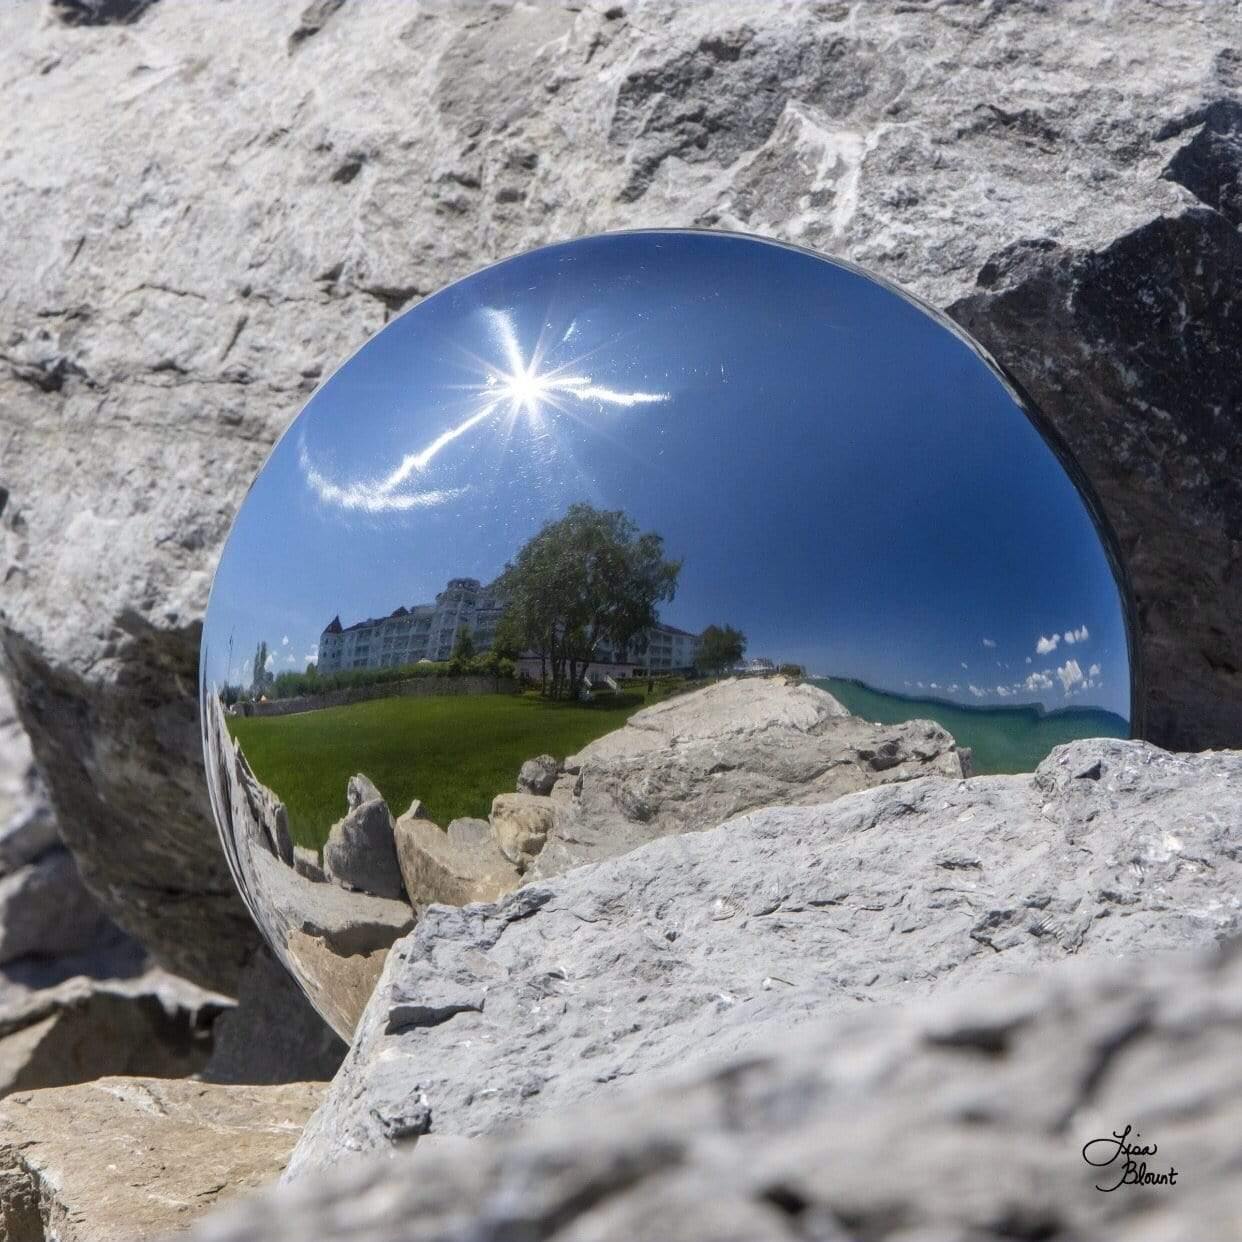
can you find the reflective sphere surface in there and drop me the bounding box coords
[201,231,1136,1036]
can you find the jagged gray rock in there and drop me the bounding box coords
[322,797,404,901]
[288,738,1242,1174]
[0,846,115,965]
[205,694,414,1040]
[529,676,965,881]
[186,937,1242,1242]
[1,0,1239,990]
[516,754,560,796]
[203,945,345,1087]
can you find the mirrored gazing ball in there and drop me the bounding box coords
[200,230,1137,1037]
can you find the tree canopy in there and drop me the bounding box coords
[696,624,747,675]
[496,503,681,700]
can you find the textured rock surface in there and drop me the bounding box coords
[0,1076,323,1241]
[394,813,519,911]
[322,797,404,900]
[0,846,114,965]
[205,693,413,1040]
[1,0,1240,986]
[290,738,1242,1173]
[203,945,345,1087]
[0,682,57,875]
[184,940,1242,1242]
[530,676,965,880]
[0,969,227,1098]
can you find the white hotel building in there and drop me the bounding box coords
[317,577,700,677]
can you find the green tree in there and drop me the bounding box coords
[696,624,746,676]
[450,623,476,663]
[496,503,681,701]
[251,640,272,694]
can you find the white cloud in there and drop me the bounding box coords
[264,652,275,670]
[1063,625,1089,644]
[929,682,940,690]
[1024,670,1053,692]
[948,683,959,693]
[1088,663,1101,677]
[996,685,1011,697]
[982,638,997,649]
[1036,634,1060,655]
[1057,659,1084,693]
[1025,656,1032,665]
[305,646,319,664]
[917,681,925,689]
[960,662,968,670]
[285,654,297,664]
[968,684,985,698]
[281,635,290,646]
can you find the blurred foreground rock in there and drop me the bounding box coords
[187,938,1242,1242]
[0,969,226,1098]
[2,0,1241,993]
[290,737,1241,1172]
[0,1077,323,1242]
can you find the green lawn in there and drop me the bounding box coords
[227,690,659,851]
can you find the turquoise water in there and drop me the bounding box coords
[811,678,1128,775]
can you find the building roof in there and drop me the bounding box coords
[653,622,701,639]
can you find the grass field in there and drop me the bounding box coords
[812,677,1128,775]
[227,690,659,850]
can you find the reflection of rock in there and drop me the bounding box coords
[0,1076,323,1241]
[203,945,345,1087]
[526,677,965,881]
[192,941,1242,1242]
[205,695,414,1040]
[323,797,405,900]
[292,844,324,883]
[0,970,228,1099]
[516,754,560,796]
[488,793,557,873]
[346,773,381,810]
[233,746,294,867]
[289,738,1242,1171]
[394,813,519,910]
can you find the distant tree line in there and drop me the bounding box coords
[225,503,765,708]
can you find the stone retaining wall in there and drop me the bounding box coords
[237,677,517,718]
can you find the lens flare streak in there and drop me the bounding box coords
[301,309,667,512]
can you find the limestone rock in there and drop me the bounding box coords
[0,1076,323,1241]
[346,773,381,811]
[205,694,414,1040]
[394,814,519,910]
[0,847,113,965]
[0,0,1239,990]
[323,796,404,900]
[291,844,323,883]
[181,941,1242,1242]
[204,946,345,1086]
[0,678,58,878]
[289,738,1242,1172]
[530,677,964,881]
[0,969,228,1098]
[488,792,557,872]
[517,754,560,796]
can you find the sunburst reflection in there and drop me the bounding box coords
[301,309,667,513]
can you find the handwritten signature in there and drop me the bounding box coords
[1081,1125,1179,1192]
